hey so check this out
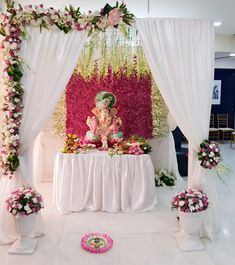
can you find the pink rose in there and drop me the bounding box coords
[108,8,122,26]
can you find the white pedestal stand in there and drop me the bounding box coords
[9,213,38,255]
[177,211,205,251]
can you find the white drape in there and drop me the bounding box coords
[136,18,217,239]
[0,27,87,243]
[149,112,180,179]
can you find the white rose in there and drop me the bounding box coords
[209,152,214,157]
[25,192,31,199]
[188,199,193,204]
[32,198,37,203]
[190,206,195,211]
[24,204,32,214]
[202,152,206,156]
[179,201,185,206]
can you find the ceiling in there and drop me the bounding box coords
[215,52,235,60]
[0,0,234,34]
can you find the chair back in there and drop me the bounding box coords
[210,114,215,128]
[217,114,229,128]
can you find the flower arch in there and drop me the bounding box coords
[0,1,134,178]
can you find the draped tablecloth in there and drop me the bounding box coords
[53,151,157,214]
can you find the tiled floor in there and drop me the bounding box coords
[0,143,234,265]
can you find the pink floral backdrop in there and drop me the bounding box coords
[66,66,153,138]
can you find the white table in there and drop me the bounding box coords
[53,150,157,214]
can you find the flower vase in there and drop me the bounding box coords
[177,210,205,251]
[9,213,38,255]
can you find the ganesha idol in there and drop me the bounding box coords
[85,91,123,150]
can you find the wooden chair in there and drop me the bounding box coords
[217,114,234,141]
[209,114,219,140]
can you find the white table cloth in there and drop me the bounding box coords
[53,151,157,214]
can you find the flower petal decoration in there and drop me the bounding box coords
[81,232,113,254]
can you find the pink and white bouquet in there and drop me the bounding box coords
[198,140,221,169]
[6,188,44,217]
[171,189,209,213]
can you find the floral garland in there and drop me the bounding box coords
[0,2,134,177]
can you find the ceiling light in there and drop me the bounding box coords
[213,21,222,27]
[229,53,235,57]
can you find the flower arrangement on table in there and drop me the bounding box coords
[60,134,97,154]
[6,187,44,217]
[108,135,151,156]
[155,169,175,187]
[171,189,209,213]
[61,133,151,156]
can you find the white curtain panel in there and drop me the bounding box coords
[149,112,180,180]
[136,18,217,239]
[0,27,87,243]
[33,132,64,183]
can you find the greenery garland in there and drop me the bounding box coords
[0,2,134,177]
[151,82,169,138]
[53,92,66,137]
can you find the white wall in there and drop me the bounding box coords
[215,34,235,52]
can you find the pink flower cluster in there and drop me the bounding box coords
[128,143,144,155]
[81,232,113,254]
[198,140,221,169]
[6,188,44,217]
[171,189,209,213]
[66,67,153,139]
[108,8,122,26]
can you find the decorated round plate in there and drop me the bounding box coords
[81,233,113,254]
